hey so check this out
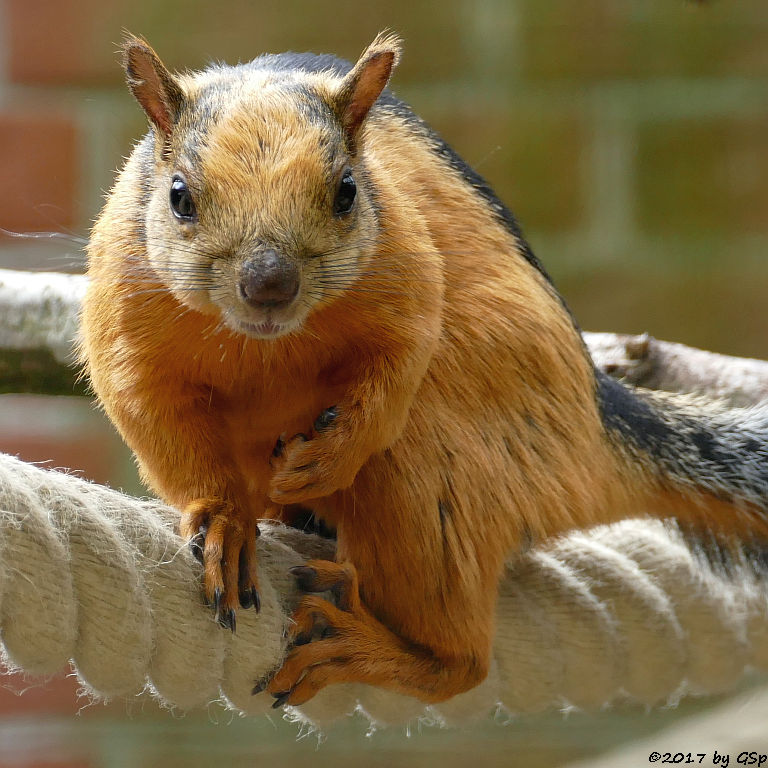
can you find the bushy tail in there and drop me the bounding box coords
[598,371,768,512]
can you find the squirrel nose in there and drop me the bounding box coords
[238,250,299,309]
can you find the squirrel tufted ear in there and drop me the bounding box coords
[122,34,184,140]
[333,31,402,147]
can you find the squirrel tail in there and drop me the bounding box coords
[597,371,768,540]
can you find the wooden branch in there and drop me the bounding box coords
[0,268,766,404]
[0,269,87,396]
[585,331,768,406]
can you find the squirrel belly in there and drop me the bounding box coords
[80,33,768,705]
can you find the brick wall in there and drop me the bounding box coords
[0,1,766,763]
[0,0,766,354]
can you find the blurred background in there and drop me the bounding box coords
[0,0,767,765]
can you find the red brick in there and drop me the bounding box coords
[5,0,466,87]
[432,104,587,233]
[6,0,128,86]
[1,762,93,768]
[0,396,133,487]
[0,667,134,721]
[636,115,768,237]
[7,0,768,87]
[564,262,768,361]
[0,112,79,233]
[518,0,768,81]
[0,669,83,716]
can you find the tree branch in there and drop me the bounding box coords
[1,268,766,404]
[0,269,86,396]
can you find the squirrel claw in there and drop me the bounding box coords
[313,406,338,432]
[239,588,253,609]
[180,499,261,631]
[268,421,359,504]
[271,690,292,709]
[266,562,368,704]
[239,586,261,612]
[218,608,237,633]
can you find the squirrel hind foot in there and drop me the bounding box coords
[267,560,489,706]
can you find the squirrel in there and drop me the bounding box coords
[80,32,768,707]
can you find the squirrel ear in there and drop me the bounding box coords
[122,34,184,139]
[334,31,402,146]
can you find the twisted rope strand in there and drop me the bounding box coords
[0,453,766,727]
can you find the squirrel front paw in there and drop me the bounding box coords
[268,406,362,504]
[181,498,260,631]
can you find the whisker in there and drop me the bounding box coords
[316,274,444,286]
[0,226,88,245]
[314,287,413,298]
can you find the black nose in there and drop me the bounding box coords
[238,250,299,309]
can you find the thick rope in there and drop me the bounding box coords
[1,452,767,728]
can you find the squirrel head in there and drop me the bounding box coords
[121,32,402,339]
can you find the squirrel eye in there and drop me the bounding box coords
[170,176,197,221]
[333,169,356,216]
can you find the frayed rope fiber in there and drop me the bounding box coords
[1,451,767,728]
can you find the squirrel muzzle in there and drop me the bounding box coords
[238,250,299,311]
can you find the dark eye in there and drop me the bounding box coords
[333,169,356,216]
[170,176,197,221]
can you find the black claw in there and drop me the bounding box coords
[238,586,260,612]
[218,608,236,633]
[213,588,222,615]
[313,406,338,432]
[272,436,285,458]
[271,691,291,709]
[290,565,318,591]
[238,544,250,609]
[252,680,266,695]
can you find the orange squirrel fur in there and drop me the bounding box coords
[81,33,768,706]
